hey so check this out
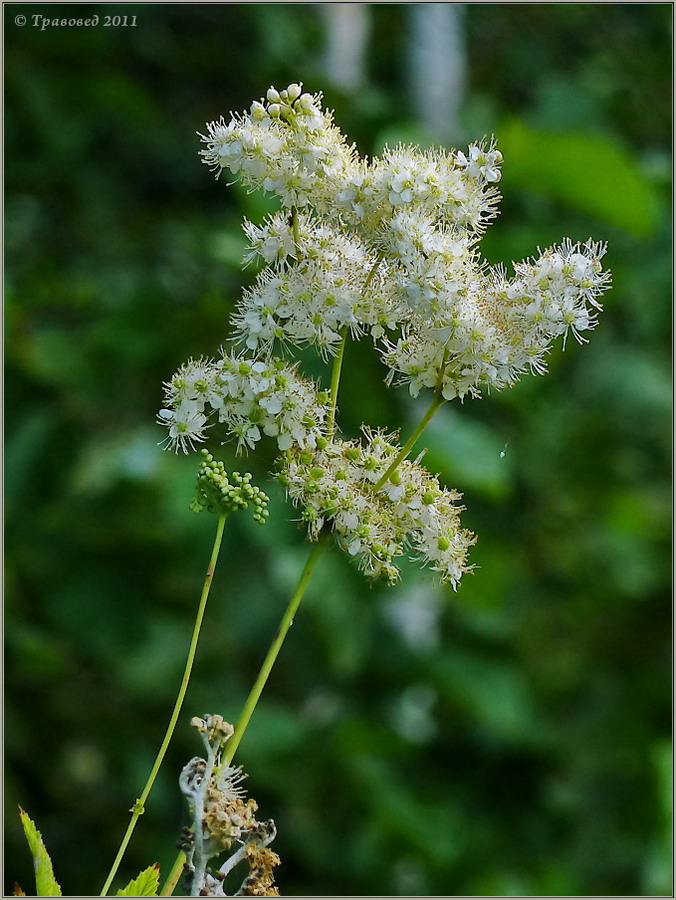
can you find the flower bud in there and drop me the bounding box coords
[266,87,281,103]
[297,93,315,111]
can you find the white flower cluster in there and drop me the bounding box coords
[159,83,611,588]
[384,238,610,400]
[198,85,608,399]
[200,85,501,232]
[199,83,356,211]
[234,211,403,354]
[158,354,328,453]
[332,143,502,233]
[280,429,474,587]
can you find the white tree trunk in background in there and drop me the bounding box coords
[408,3,466,142]
[322,4,370,92]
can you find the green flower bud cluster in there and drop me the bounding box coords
[190,450,269,523]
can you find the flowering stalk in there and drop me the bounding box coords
[161,83,609,588]
[290,205,301,253]
[326,253,385,437]
[159,854,186,897]
[152,79,610,895]
[101,455,269,896]
[159,534,327,897]
[100,513,227,897]
[224,532,328,765]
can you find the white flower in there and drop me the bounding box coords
[382,240,609,400]
[199,84,358,211]
[456,142,503,184]
[158,405,208,454]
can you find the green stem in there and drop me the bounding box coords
[373,351,451,492]
[373,392,445,491]
[290,206,300,253]
[160,525,330,895]
[100,513,228,897]
[327,327,348,436]
[224,533,328,765]
[363,252,384,292]
[159,852,186,897]
[325,252,383,438]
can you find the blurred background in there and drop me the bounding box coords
[5,4,672,896]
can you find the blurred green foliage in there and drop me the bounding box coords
[6,4,671,897]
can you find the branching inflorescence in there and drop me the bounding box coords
[159,83,611,589]
[180,715,280,897]
[18,83,612,900]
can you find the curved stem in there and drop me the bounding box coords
[373,350,451,492]
[224,533,328,765]
[100,513,228,897]
[327,327,348,436]
[189,742,218,896]
[158,532,330,896]
[373,392,445,491]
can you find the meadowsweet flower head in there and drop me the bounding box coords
[382,239,609,400]
[160,83,611,590]
[235,212,403,355]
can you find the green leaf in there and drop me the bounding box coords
[116,864,161,897]
[18,808,63,897]
[500,119,660,236]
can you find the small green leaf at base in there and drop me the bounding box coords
[18,807,63,897]
[116,864,161,897]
